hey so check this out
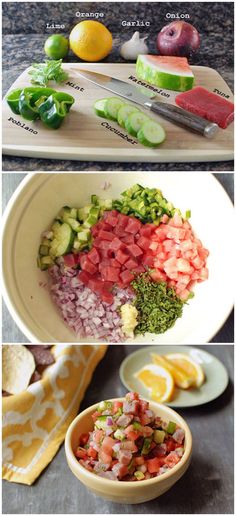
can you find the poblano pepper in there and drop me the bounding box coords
[6,87,75,128]
[19,87,56,120]
[38,92,75,129]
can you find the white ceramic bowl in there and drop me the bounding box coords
[2,172,234,343]
[65,398,192,504]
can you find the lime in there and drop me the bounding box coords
[44,35,69,59]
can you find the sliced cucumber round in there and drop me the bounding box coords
[49,222,74,257]
[94,98,108,118]
[117,104,140,128]
[125,111,150,137]
[137,121,166,148]
[104,97,125,121]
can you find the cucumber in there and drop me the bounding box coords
[117,104,140,128]
[57,206,77,223]
[94,98,108,118]
[137,121,166,147]
[104,97,125,121]
[78,205,92,222]
[125,111,150,137]
[49,222,74,257]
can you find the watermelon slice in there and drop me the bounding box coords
[136,55,195,92]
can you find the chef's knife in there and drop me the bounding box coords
[73,69,218,138]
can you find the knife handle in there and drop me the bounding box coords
[148,101,219,138]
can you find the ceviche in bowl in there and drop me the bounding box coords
[2,173,234,343]
[65,392,192,503]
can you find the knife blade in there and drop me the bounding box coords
[73,69,218,138]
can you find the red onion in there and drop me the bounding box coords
[49,265,134,342]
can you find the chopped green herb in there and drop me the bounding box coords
[29,59,68,87]
[132,273,183,335]
[185,209,191,219]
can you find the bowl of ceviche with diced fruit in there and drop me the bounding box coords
[2,173,234,343]
[65,391,192,503]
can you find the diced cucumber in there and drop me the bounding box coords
[84,206,100,228]
[95,415,110,430]
[154,430,166,444]
[99,198,112,211]
[38,255,54,270]
[58,206,77,223]
[117,104,140,128]
[78,205,92,222]
[39,244,50,256]
[166,421,176,434]
[91,194,99,205]
[49,222,74,257]
[125,111,150,137]
[134,471,145,480]
[104,97,125,121]
[137,121,166,147]
[94,98,108,118]
[114,429,126,441]
[141,437,152,455]
[67,217,81,232]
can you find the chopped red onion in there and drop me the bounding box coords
[49,265,134,342]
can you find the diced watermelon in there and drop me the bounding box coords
[137,236,151,250]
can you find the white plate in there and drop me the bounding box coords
[119,345,229,407]
[2,172,234,343]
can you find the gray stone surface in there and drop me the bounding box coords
[2,2,234,171]
[1,172,234,343]
[2,344,234,514]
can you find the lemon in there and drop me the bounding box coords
[44,35,69,59]
[165,353,205,388]
[135,364,175,403]
[151,353,194,389]
[69,21,113,62]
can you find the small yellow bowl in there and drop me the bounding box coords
[65,398,192,504]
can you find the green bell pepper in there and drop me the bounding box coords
[6,89,23,114]
[6,87,75,128]
[19,87,56,121]
[38,92,75,129]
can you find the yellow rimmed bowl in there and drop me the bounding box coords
[65,397,192,504]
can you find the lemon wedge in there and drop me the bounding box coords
[151,353,195,389]
[165,352,205,388]
[135,364,175,403]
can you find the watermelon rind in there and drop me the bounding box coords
[136,55,195,92]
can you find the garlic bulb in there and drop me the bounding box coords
[120,31,149,61]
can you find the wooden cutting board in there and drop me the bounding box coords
[2,63,234,162]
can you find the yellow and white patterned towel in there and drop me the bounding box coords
[2,344,107,485]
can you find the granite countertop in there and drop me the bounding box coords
[2,2,234,171]
[2,344,234,514]
[2,172,234,344]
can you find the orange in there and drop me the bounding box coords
[135,364,175,403]
[165,353,205,388]
[69,21,112,62]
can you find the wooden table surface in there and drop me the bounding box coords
[2,344,234,514]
